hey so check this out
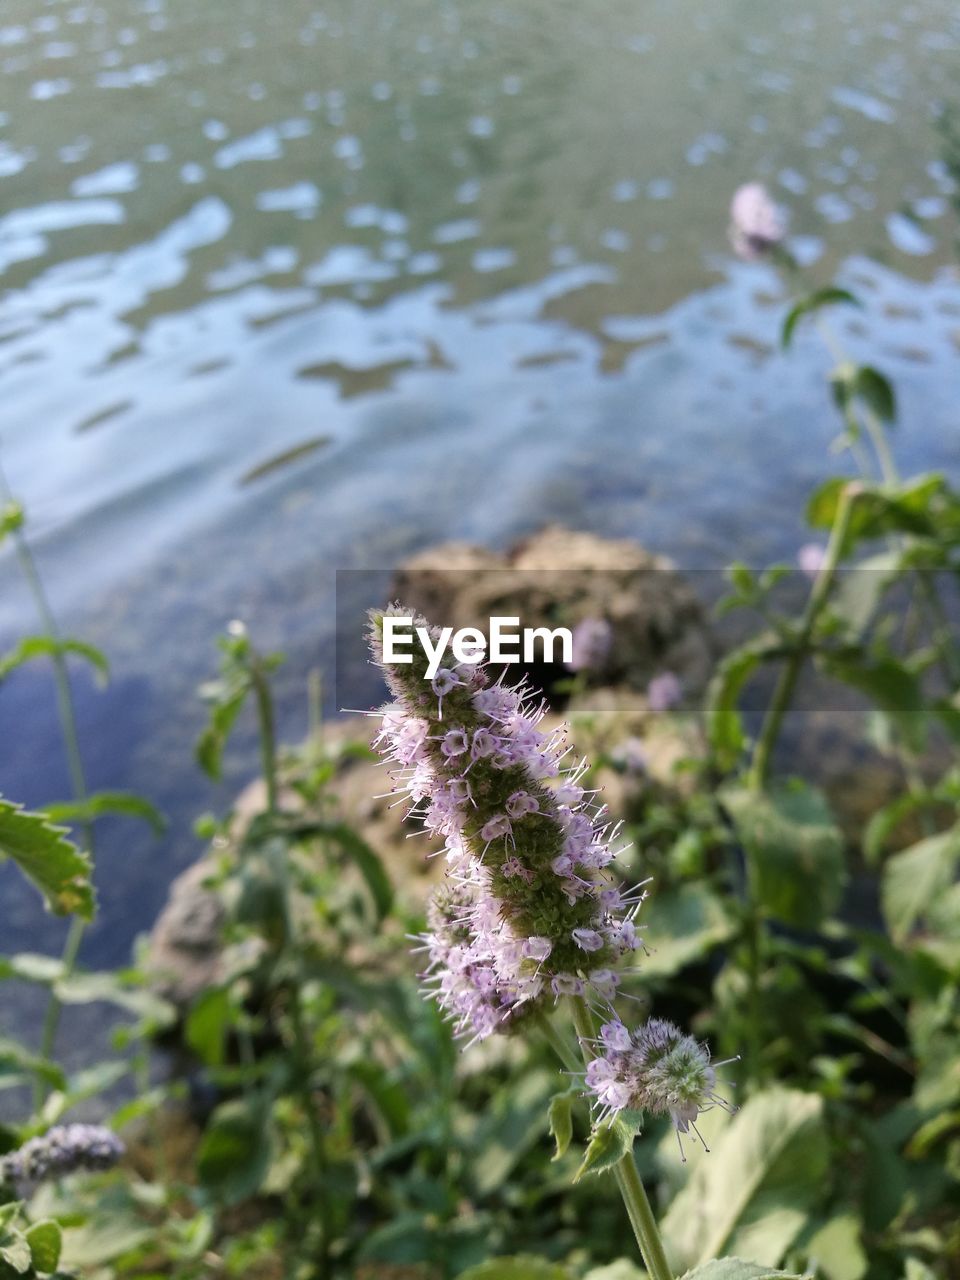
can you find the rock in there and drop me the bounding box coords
[392,525,715,697]
[146,859,225,1009]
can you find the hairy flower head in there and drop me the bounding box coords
[0,1124,124,1197]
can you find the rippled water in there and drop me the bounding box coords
[0,0,959,967]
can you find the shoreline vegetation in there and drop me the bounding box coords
[0,190,958,1280]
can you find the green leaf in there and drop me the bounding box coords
[0,637,109,686]
[0,502,24,542]
[0,1235,31,1274]
[584,1263,647,1280]
[196,683,250,780]
[881,825,960,944]
[662,1087,829,1272]
[679,1263,806,1280]
[801,1214,867,1280]
[292,821,394,920]
[196,1099,271,1206]
[705,638,783,770]
[0,798,95,919]
[44,791,165,835]
[829,551,900,637]
[807,474,944,542]
[0,1037,65,1091]
[641,884,735,979]
[721,783,845,929]
[781,287,859,348]
[548,1091,575,1162]
[573,1119,633,1182]
[471,1069,555,1196]
[53,972,175,1031]
[26,1221,62,1274]
[185,987,232,1068]
[830,363,897,426]
[458,1258,573,1280]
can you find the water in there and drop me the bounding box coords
[0,0,959,970]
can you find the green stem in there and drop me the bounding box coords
[0,462,94,1092]
[749,485,857,791]
[569,997,674,1280]
[250,659,279,817]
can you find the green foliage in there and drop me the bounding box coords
[662,1089,829,1273]
[722,783,845,929]
[0,799,94,919]
[781,287,860,348]
[0,637,109,686]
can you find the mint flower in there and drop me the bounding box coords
[647,671,682,713]
[585,1016,734,1155]
[568,617,613,672]
[729,182,786,261]
[368,606,646,1044]
[0,1124,124,1196]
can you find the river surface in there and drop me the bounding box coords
[0,0,959,977]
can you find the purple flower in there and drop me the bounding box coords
[1,1124,124,1197]
[729,182,786,261]
[797,542,827,579]
[647,671,682,713]
[568,617,613,673]
[583,1017,734,1152]
[368,604,645,1043]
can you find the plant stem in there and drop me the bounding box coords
[250,658,279,817]
[749,485,857,791]
[0,462,94,1090]
[569,997,674,1280]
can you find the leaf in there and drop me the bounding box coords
[641,884,735,979]
[881,825,960,944]
[0,1235,31,1274]
[26,1221,62,1274]
[807,474,944,542]
[573,1119,633,1182]
[458,1258,573,1280]
[781,287,860,348]
[801,1214,868,1280]
[721,783,845,929]
[0,1037,65,1090]
[584,1263,647,1280]
[185,987,232,1068]
[44,792,166,835]
[854,365,897,424]
[679,1263,806,1280]
[662,1087,829,1272]
[0,636,108,686]
[0,502,24,542]
[292,821,394,920]
[548,1091,575,1162]
[196,683,250,780]
[705,638,783,769]
[53,972,175,1031]
[196,1099,271,1206]
[829,551,900,637]
[0,798,95,919]
[471,1069,555,1196]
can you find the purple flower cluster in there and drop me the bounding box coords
[0,1124,124,1197]
[369,607,647,1045]
[585,1017,733,1150]
[729,182,787,261]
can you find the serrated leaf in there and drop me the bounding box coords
[721,783,845,929]
[679,1263,806,1280]
[0,798,94,919]
[782,287,859,348]
[881,825,960,944]
[0,637,108,686]
[662,1088,828,1272]
[44,791,165,835]
[548,1091,574,1161]
[573,1119,633,1182]
[26,1221,61,1274]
